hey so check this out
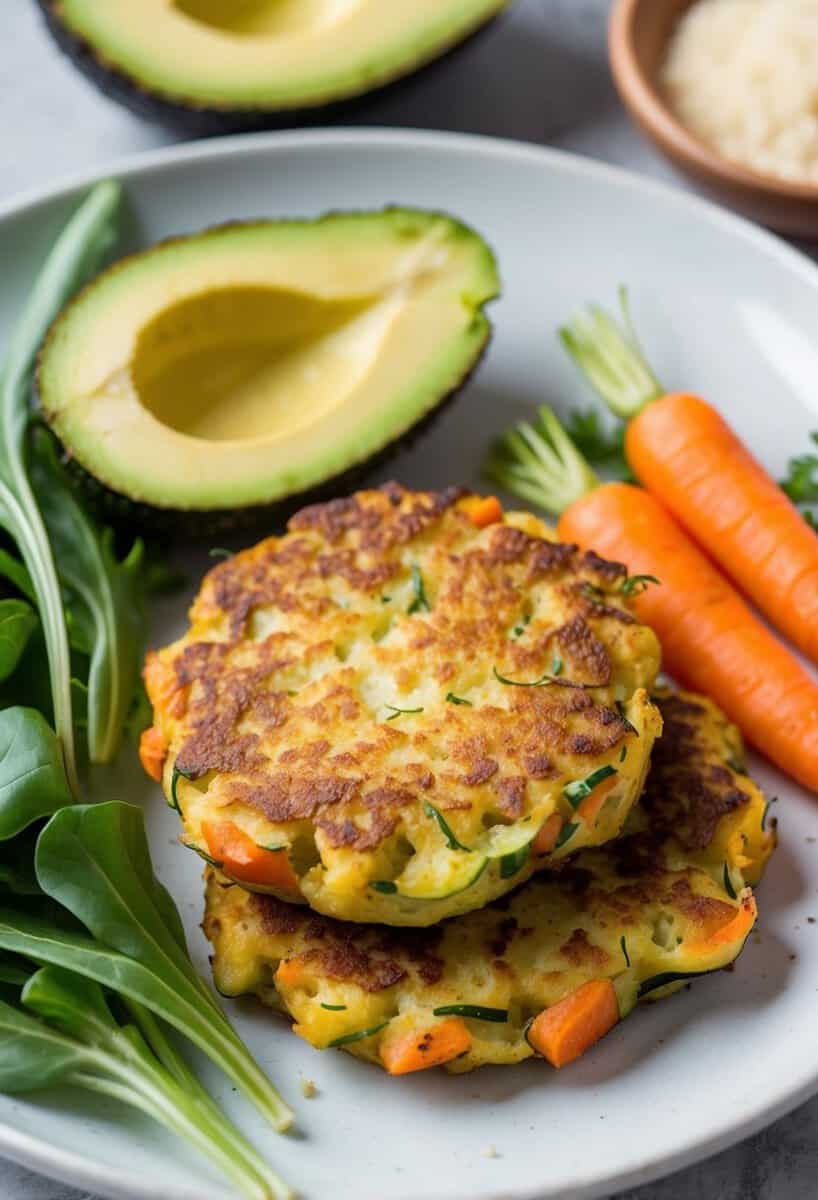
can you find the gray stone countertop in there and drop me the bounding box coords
[1,0,816,1197]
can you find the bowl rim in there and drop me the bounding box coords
[608,0,818,203]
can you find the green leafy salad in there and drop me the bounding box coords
[0,184,294,1200]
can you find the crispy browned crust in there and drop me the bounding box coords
[152,484,655,857]
[639,692,753,851]
[203,689,773,1000]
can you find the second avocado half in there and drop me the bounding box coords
[38,0,511,133]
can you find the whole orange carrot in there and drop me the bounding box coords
[559,291,818,665]
[625,392,818,663]
[558,482,818,792]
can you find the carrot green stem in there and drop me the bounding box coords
[484,405,599,516]
[559,287,664,419]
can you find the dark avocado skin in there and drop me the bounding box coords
[44,333,492,539]
[36,0,507,135]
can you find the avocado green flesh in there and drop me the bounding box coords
[52,0,510,111]
[38,210,499,512]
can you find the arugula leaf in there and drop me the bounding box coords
[0,600,37,682]
[0,707,72,840]
[32,802,293,1131]
[0,850,41,898]
[16,967,291,1200]
[0,550,34,603]
[0,912,297,1137]
[0,993,89,1092]
[0,952,33,987]
[0,181,122,794]
[30,429,145,764]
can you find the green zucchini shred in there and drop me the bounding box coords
[563,764,617,808]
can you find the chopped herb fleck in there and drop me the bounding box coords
[723,863,737,900]
[551,655,563,677]
[446,692,473,706]
[433,1004,508,1023]
[371,881,398,894]
[619,744,628,763]
[424,801,471,852]
[563,764,617,808]
[511,613,532,638]
[620,573,660,597]
[329,1021,389,1048]
[620,935,630,967]
[384,704,424,721]
[580,581,606,602]
[493,666,553,688]
[208,547,231,560]
[320,1003,348,1011]
[407,564,430,614]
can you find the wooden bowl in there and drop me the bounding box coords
[609,0,818,236]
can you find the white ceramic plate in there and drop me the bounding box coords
[1,129,818,1200]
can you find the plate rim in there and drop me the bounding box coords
[1,124,817,1200]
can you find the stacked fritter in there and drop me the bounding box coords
[142,485,775,1074]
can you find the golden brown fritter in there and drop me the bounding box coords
[204,689,775,1074]
[145,483,662,925]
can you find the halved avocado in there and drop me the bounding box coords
[37,209,499,520]
[38,0,511,133]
